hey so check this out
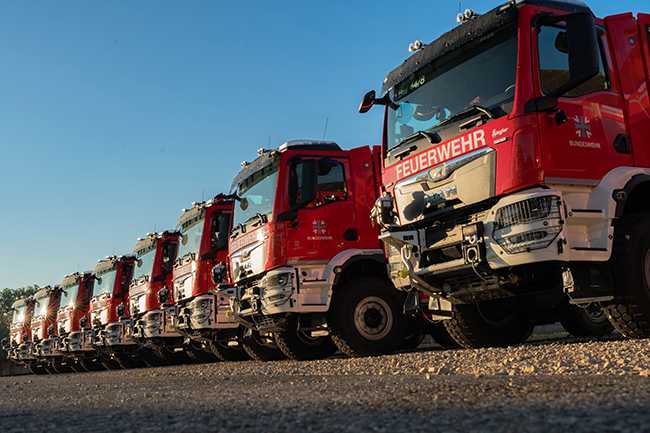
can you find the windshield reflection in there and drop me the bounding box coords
[133,249,156,282]
[177,219,203,259]
[12,304,28,324]
[387,24,518,156]
[61,283,80,309]
[232,160,280,230]
[34,295,51,319]
[93,269,117,297]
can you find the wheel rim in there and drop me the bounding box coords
[580,303,607,324]
[295,331,327,347]
[353,296,393,341]
[476,302,515,328]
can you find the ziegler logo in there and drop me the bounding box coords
[424,185,457,206]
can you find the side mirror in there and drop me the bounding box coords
[548,12,599,98]
[291,159,318,212]
[359,90,376,113]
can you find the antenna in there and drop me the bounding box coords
[154,223,157,233]
[268,136,271,149]
[202,190,205,201]
[323,118,329,140]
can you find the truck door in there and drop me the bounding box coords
[535,21,633,185]
[284,157,357,263]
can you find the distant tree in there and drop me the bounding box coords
[0,285,40,332]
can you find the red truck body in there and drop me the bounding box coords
[361,0,650,347]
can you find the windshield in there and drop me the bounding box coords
[386,23,518,159]
[12,304,28,324]
[133,247,156,281]
[177,218,204,259]
[93,268,118,297]
[34,295,51,319]
[232,160,280,230]
[61,283,80,309]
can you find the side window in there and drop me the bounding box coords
[211,213,230,252]
[538,25,609,96]
[288,159,348,209]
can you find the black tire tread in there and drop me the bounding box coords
[603,212,650,338]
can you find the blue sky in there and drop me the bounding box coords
[0,0,645,290]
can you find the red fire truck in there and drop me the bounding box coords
[55,272,110,371]
[217,140,411,359]
[86,255,147,369]
[359,0,648,347]
[25,286,69,374]
[123,231,193,365]
[2,296,36,370]
[167,195,257,362]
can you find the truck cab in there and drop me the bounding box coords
[2,297,35,366]
[360,0,650,347]
[25,286,65,374]
[124,231,185,365]
[86,255,144,369]
[166,195,246,362]
[222,140,409,359]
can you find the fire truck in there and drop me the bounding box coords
[55,272,111,371]
[25,286,70,374]
[359,0,648,347]
[123,231,196,365]
[2,296,36,370]
[217,140,411,359]
[85,255,147,369]
[166,195,259,362]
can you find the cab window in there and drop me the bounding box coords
[538,25,609,96]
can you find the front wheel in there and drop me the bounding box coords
[209,341,250,362]
[443,299,533,349]
[241,331,286,362]
[603,212,650,338]
[328,278,407,357]
[275,328,338,361]
[561,303,614,337]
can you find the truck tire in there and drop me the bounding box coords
[424,321,460,348]
[114,352,147,369]
[561,303,614,337]
[99,354,123,370]
[141,347,170,367]
[68,358,87,373]
[51,359,74,374]
[184,343,219,364]
[603,212,650,338]
[209,341,250,362]
[79,357,106,371]
[443,299,533,349]
[241,332,286,362]
[275,329,338,361]
[328,278,407,357]
[28,363,49,375]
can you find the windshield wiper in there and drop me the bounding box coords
[389,131,439,158]
[230,223,244,239]
[434,105,495,130]
[244,213,267,228]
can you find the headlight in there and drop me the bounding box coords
[264,272,293,288]
[493,195,562,254]
[198,299,211,310]
[494,196,559,229]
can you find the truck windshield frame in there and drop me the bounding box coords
[232,160,280,230]
[177,217,204,259]
[12,304,28,324]
[61,283,80,309]
[33,294,51,319]
[133,248,156,281]
[385,22,518,164]
[93,268,118,297]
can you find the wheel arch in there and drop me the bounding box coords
[616,174,650,217]
[332,255,389,288]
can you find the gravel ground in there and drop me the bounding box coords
[3,333,650,432]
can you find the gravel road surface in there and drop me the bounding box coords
[3,333,650,433]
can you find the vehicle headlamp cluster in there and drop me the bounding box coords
[260,271,295,308]
[493,195,563,254]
